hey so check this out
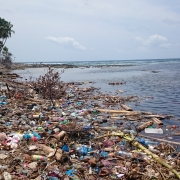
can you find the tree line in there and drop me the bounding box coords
[0,17,15,69]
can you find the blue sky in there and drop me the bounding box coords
[0,0,180,62]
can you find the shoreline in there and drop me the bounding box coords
[1,66,180,179]
[1,62,136,71]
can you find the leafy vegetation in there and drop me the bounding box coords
[0,17,15,69]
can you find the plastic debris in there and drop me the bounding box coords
[0,68,180,180]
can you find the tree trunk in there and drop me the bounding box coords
[0,38,7,54]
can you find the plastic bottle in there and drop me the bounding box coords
[31,155,47,161]
[145,140,158,146]
[137,138,158,147]
[0,101,7,105]
[116,151,133,158]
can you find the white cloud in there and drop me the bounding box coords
[1,0,180,61]
[46,36,86,50]
[135,34,171,49]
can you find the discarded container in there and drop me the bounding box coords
[137,138,158,147]
[116,151,133,158]
[31,155,47,161]
[0,101,7,105]
[145,128,163,134]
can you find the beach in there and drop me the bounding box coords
[1,59,180,179]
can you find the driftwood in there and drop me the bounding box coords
[93,131,180,179]
[120,104,133,111]
[97,109,139,116]
[152,117,163,125]
[144,114,171,119]
[97,109,158,116]
[137,121,153,132]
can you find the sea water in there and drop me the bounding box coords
[12,59,180,119]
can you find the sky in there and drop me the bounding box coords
[0,0,180,62]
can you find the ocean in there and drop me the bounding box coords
[13,58,180,121]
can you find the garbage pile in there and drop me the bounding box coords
[0,69,180,180]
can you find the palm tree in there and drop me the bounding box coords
[1,46,13,69]
[0,18,15,53]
